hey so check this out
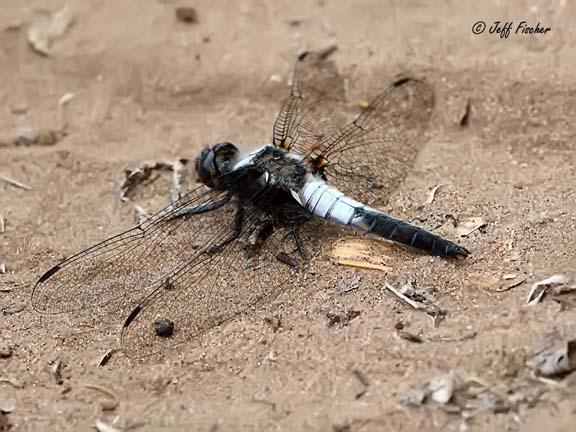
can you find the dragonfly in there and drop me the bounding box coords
[32,48,470,356]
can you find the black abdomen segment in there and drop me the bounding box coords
[353,208,470,259]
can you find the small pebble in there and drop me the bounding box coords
[175,7,198,24]
[51,359,64,385]
[15,125,39,144]
[154,318,175,337]
[502,273,517,280]
[0,345,13,359]
[0,401,15,413]
[58,92,75,106]
[10,103,28,115]
[100,399,119,411]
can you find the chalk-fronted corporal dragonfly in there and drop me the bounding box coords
[32,49,469,355]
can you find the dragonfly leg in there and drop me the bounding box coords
[206,206,244,254]
[166,196,230,221]
[246,220,275,252]
[289,226,308,261]
[278,225,308,263]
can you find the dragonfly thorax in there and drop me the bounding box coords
[248,145,309,193]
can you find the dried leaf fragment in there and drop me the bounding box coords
[117,159,190,203]
[332,237,393,272]
[526,274,571,305]
[453,217,487,237]
[529,332,576,378]
[95,419,120,432]
[403,372,460,408]
[384,281,445,322]
[428,372,458,404]
[28,6,75,56]
[51,359,64,385]
[404,388,428,406]
[425,184,443,205]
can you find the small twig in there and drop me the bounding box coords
[0,377,23,388]
[425,184,443,205]
[0,174,32,191]
[526,274,569,305]
[460,99,471,127]
[352,369,370,399]
[0,214,4,233]
[429,331,478,343]
[51,359,64,384]
[337,260,392,272]
[97,349,116,367]
[352,369,370,387]
[384,283,423,309]
[83,383,119,401]
[95,419,120,432]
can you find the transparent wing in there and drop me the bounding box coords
[318,77,435,205]
[31,184,231,316]
[273,50,434,206]
[120,200,320,356]
[32,181,321,357]
[272,45,347,155]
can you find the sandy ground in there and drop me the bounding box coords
[1,0,576,431]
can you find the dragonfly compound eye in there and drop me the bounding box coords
[195,142,239,188]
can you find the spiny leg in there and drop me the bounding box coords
[275,225,307,269]
[206,206,244,254]
[246,220,275,257]
[166,196,230,221]
[287,225,308,261]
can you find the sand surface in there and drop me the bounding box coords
[1,1,575,431]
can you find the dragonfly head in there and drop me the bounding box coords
[195,142,240,189]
